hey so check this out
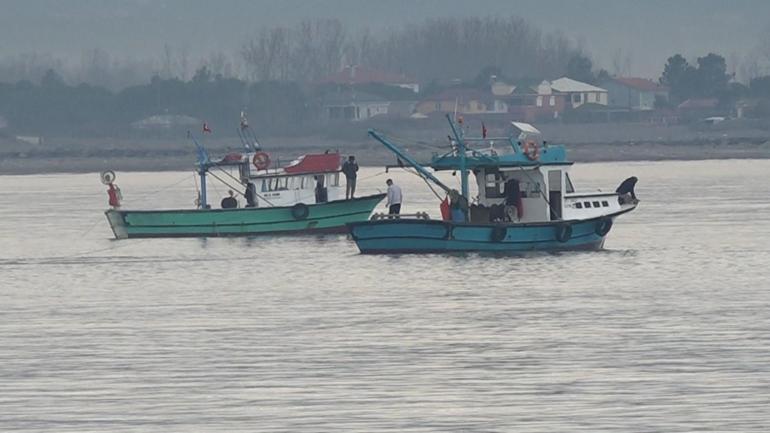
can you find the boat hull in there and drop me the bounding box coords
[106,193,386,239]
[347,208,634,254]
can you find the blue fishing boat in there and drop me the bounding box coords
[348,115,639,253]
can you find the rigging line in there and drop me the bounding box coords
[211,165,276,207]
[396,165,444,201]
[207,170,244,197]
[357,170,387,181]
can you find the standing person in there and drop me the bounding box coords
[315,175,328,203]
[341,155,359,199]
[385,179,402,215]
[244,181,258,208]
[107,183,121,208]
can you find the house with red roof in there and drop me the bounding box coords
[319,65,420,93]
[600,77,669,111]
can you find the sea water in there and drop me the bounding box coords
[1,160,769,432]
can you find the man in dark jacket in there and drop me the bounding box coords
[341,155,359,199]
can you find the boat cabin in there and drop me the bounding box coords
[197,150,344,209]
[430,122,624,224]
[240,151,344,207]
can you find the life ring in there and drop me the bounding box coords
[100,170,116,185]
[252,151,271,170]
[291,203,309,220]
[595,218,613,236]
[555,223,572,243]
[522,140,540,161]
[490,225,507,242]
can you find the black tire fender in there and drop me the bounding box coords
[490,225,507,242]
[595,218,613,237]
[555,223,573,243]
[291,203,310,220]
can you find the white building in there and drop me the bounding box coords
[550,77,608,108]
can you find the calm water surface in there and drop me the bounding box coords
[1,160,769,432]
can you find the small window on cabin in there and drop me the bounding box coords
[485,173,504,198]
[575,202,583,209]
[549,96,555,106]
[602,201,609,207]
[584,201,591,208]
[261,179,268,192]
[572,94,582,104]
[592,201,600,208]
[565,173,575,193]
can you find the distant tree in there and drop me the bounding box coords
[474,65,504,88]
[750,75,770,98]
[595,68,612,84]
[565,54,594,83]
[41,68,65,89]
[695,53,729,97]
[660,54,697,101]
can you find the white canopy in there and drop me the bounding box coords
[510,121,541,140]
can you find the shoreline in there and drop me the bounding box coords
[1,141,769,175]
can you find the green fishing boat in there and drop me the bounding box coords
[105,194,385,239]
[104,119,385,239]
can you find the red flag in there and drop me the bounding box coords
[202,122,212,134]
[482,122,488,139]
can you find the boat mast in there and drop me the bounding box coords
[367,129,452,193]
[198,167,208,209]
[446,114,468,220]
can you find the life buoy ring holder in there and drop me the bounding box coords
[490,225,507,242]
[522,140,540,161]
[555,223,572,243]
[595,218,613,237]
[291,203,309,220]
[252,151,271,170]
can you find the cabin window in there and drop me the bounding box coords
[572,93,582,104]
[536,96,543,107]
[269,177,288,191]
[601,200,609,207]
[549,96,555,106]
[260,179,268,192]
[565,173,575,193]
[531,182,541,195]
[575,202,583,209]
[592,201,600,207]
[328,173,340,187]
[485,173,505,198]
[584,201,591,208]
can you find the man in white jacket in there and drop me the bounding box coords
[385,179,402,215]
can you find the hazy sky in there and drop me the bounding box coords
[1,0,769,79]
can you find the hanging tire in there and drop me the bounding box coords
[555,223,572,243]
[291,203,309,220]
[490,225,507,242]
[595,218,613,237]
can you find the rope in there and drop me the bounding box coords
[211,165,276,206]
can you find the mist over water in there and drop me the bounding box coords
[2,161,770,432]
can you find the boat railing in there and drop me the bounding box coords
[370,212,431,221]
